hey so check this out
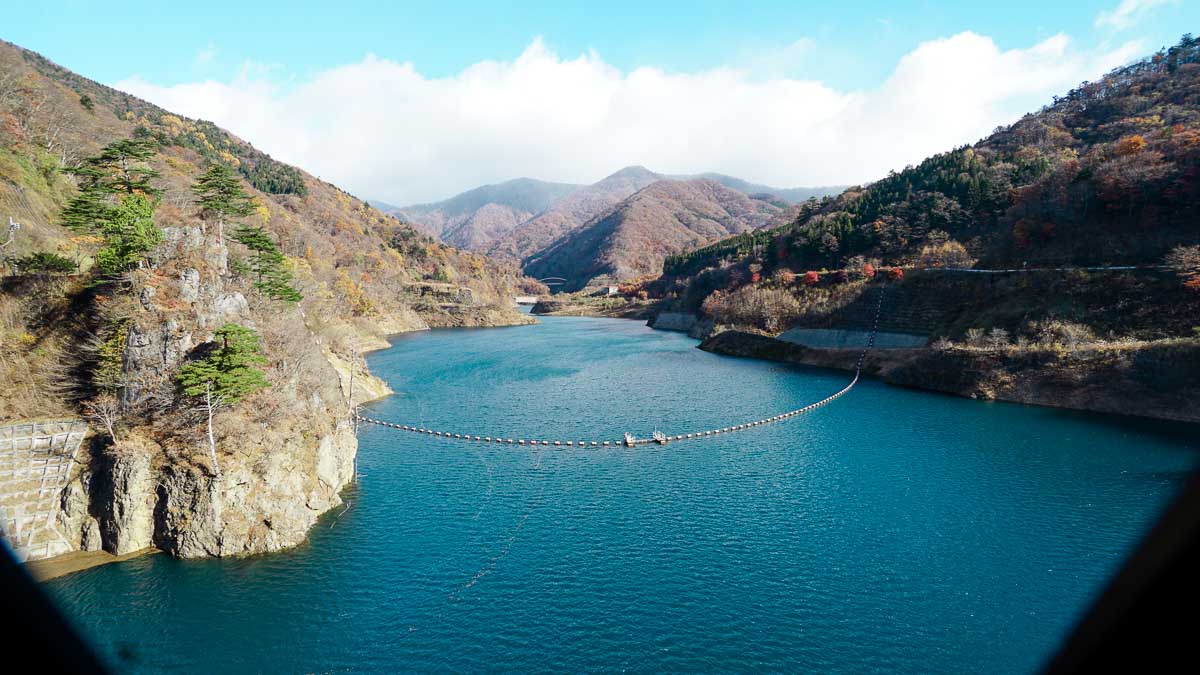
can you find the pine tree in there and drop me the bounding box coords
[231,224,303,302]
[192,163,255,244]
[61,138,161,232]
[94,194,163,276]
[176,324,270,477]
[58,138,163,277]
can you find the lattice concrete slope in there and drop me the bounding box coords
[0,420,87,562]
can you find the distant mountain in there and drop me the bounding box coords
[387,177,581,248]
[684,173,846,204]
[368,199,404,213]
[387,168,843,263]
[524,178,788,290]
[485,166,664,262]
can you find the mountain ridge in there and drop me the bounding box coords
[524,177,789,290]
[383,167,843,259]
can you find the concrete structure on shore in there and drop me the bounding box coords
[0,419,88,562]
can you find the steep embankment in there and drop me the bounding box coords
[644,37,1200,421]
[525,178,787,291]
[0,39,532,564]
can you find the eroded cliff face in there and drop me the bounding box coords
[32,219,533,562]
[51,422,356,559]
[152,422,356,558]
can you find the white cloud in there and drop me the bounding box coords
[117,33,1142,205]
[1095,0,1174,29]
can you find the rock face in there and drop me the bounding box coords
[648,312,698,333]
[96,442,157,555]
[153,423,356,557]
[45,422,358,560]
[122,320,194,408]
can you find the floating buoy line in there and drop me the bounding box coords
[356,289,886,447]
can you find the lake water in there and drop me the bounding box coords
[46,316,1198,672]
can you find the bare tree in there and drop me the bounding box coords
[199,382,227,478]
[83,394,122,444]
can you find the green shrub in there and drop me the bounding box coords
[9,251,77,275]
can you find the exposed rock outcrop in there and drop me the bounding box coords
[153,423,356,558]
[95,441,157,555]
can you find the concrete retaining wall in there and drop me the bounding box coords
[649,312,698,332]
[777,327,928,349]
[0,420,88,562]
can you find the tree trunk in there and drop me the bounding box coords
[205,383,221,478]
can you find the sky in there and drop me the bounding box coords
[5,1,1198,204]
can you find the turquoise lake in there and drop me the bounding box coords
[46,315,1198,672]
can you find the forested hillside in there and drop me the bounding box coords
[655,35,1200,343]
[618,36,1200,424]
[0,39,531,560]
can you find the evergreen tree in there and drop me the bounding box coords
[58,138,164,277]
[192,163,255,244]
[59,184,116,233]
[94,194,163,276]
[177,324,270,404]
[176,324,270,477]
[231,224,303,302]
[9,251,78,275]
[63,138,160,199]
[61,138,161,233]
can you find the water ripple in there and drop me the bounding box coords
[46,316,1198,674]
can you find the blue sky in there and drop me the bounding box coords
[8,1,1194,91]
[5,1,1197,203]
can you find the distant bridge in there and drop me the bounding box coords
[358,290,886,447]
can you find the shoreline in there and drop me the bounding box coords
[28,548,158,582]
[699,329,1200,426]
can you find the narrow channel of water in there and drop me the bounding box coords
[46,316,1198,672]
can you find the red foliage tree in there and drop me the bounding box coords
[750,272,761,283]
[888,267,905,281]
[802,271,820,286]
[863,263,875,278]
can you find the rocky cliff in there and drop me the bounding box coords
[0,39,534,564]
